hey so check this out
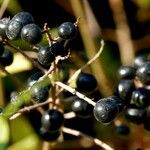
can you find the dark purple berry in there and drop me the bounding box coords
[71,97,93,118]
[12,12,34,26]
[58,22,77,40]
[50,42,68,57]
[125,107,146,124]
[41,109,64,131]
[0,17,10,37]
[93,97,120,123]
[31,84,49,102]
[6,20,23,40]
[136,62,150,85]
[134,56,148,68]
[21,23,42,44]
[132,88,150,107]
[118,65,136,79]
[39,127,60,141]
[0,49,13,66]
[76,72,97,93]
[38,46,55,66]
[117,79,135,103]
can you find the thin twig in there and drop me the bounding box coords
[62,127,114,150]
[44,23,53,46]
[5,40,45,72]
[68,40,105,84]
[56,40,104,96]
[64,112,76,119]
[70,0,113,96]
[55,81,95,106]
[9,98,53,120]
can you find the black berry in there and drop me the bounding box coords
[117,79,135,103]
[21,23,42,44]
[31,84,49,103]
[132,88,150,107]
[118,65,136,79]
[115,124,130,135]
[50,42,67,57]
[58,22,77,40]
[134,56,148,68]
[136,61,150,85]
[93,97,120,123]
[27,71,43,87]
[38,46,55,66]
[125,107,146,124]
[41,109,64,131]
[0,49,13,66]
[11,11,34,26]
[0,17,10,37]
[6,20,23,40]
[71,97,93,118]
[76,72,97,93]
[39,127,60,141]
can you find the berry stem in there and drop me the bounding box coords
[9,98,53,120]
[70,0,113,96]
[55,81,95,106]
[56,40,104,97]
[64,112,76,119]
[43,23,52,46]
[5,40,45,72]
[62,127,114,150]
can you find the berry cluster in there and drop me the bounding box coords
[0,11,78,142]
[115,56,150,130]
[0,11,149,150]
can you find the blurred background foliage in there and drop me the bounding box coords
[0,0,150,150]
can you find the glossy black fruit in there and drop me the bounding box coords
[21,23,42,44]
[6,20,23,40]
[41,109,64,131]
[76,72,97,93]
[0,49,13,66]
[136,62,150,85]
[118,65,136,79]
[132,88,150,107]
[39,127,60,141]
[134,56,148,68]
[50,42,67,57]
[117,79,135,103]
[0,17,10,37]
[115,124,130,135]
[27,71,43,87]
[71,97,93,118]
[11,12,34,26]
[58,22,77,40]
[31,84,49,102]
[38,46,55,66]
[125,107,146,124]
[93,97,120,123]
